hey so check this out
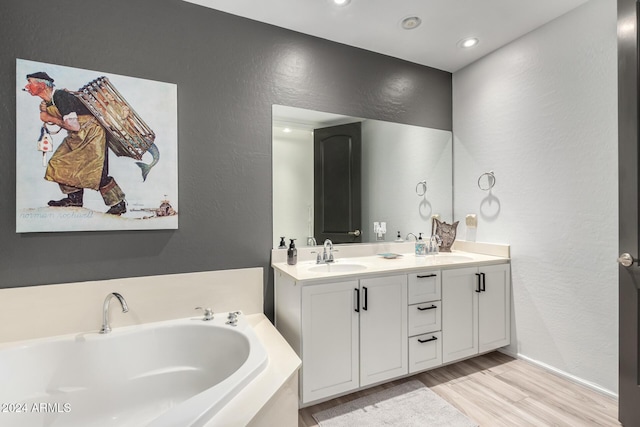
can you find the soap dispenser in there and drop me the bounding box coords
[287,239,298,265]
[415,233,427,257]
[278,237,286,249]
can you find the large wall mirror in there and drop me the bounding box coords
[272,105,453,247]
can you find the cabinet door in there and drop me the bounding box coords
[301,280,359,403]
[359,275,408,387]
[442,267,479,363]
[479,264,511,352]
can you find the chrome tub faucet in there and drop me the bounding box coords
[100,292,129,334]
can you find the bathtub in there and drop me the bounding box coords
[0,312,268,427]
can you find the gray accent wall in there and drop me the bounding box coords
[2,0,451,319]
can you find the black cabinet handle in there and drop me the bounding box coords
[417,274,437,278]
[418,336,438,343]
[354,288,360,312]
[363,286,368,311]
[417,305,437,311]
[475,273,482,292]
[481,272,486,292]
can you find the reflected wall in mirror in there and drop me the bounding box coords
[272,105,453,247]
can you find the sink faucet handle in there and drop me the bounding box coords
[311,251,323,263]
[195,306,214,321]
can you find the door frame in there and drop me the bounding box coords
[618,0,640,424]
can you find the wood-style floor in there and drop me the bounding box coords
[299,351,620,427]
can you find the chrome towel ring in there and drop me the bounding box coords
[416,180,427,196]
[478,171,496,191]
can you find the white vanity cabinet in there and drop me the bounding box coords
[298,274,407,404]
[441,263,511,363]
[273,247,511,406]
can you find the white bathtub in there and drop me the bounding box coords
[0,312,268,427]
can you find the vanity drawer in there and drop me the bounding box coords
[408,301,441,336]
[408,271,441,304]
[409,331,442,373]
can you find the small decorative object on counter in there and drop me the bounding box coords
[433,218,459,252]
[287,239,298,265]
[395,231,404,242]
[278,236,286,249]
[415,233,427,257]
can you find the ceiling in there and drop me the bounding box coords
[183,0,588,73]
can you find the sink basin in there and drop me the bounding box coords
[433,254,474,263]
[307,263,368,273]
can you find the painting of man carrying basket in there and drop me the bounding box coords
[16,59,178,233]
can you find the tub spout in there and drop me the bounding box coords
[100,292,129,334]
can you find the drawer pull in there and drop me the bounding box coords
[417,274,437,278]
[418,336,438,343]
[417,305,437,311]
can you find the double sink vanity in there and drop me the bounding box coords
[271,240,511,406]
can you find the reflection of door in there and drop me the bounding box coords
[314,122,362,244]
[618,0,640,424]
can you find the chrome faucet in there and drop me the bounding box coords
[100,292,129,334]
[316,239,333,264]
[405,233,418,241]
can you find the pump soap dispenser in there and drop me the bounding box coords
[415,233,427,257]
[287,239,298,265]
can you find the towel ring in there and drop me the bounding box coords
[478,171,496,191]
[416,180,427,196]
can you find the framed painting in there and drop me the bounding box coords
[16,59,178,232]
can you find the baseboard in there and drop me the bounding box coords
[498,349,618,400]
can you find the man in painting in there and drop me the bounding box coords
[23,72,127,215]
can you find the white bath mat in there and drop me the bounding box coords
[312,380,478,427]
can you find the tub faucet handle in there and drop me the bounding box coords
[195,306,214,321]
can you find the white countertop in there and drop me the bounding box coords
[272,249,510,282]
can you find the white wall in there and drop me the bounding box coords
[452,0,618,394]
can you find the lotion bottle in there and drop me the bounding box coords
[287,239,298,265]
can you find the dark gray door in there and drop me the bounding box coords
[618,0,640,424]
[314,122,362,244]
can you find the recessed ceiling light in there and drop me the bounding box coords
[333,0,350,6]
[283,128,292,133]
[401,16,422,30]
[458,37,479,48]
